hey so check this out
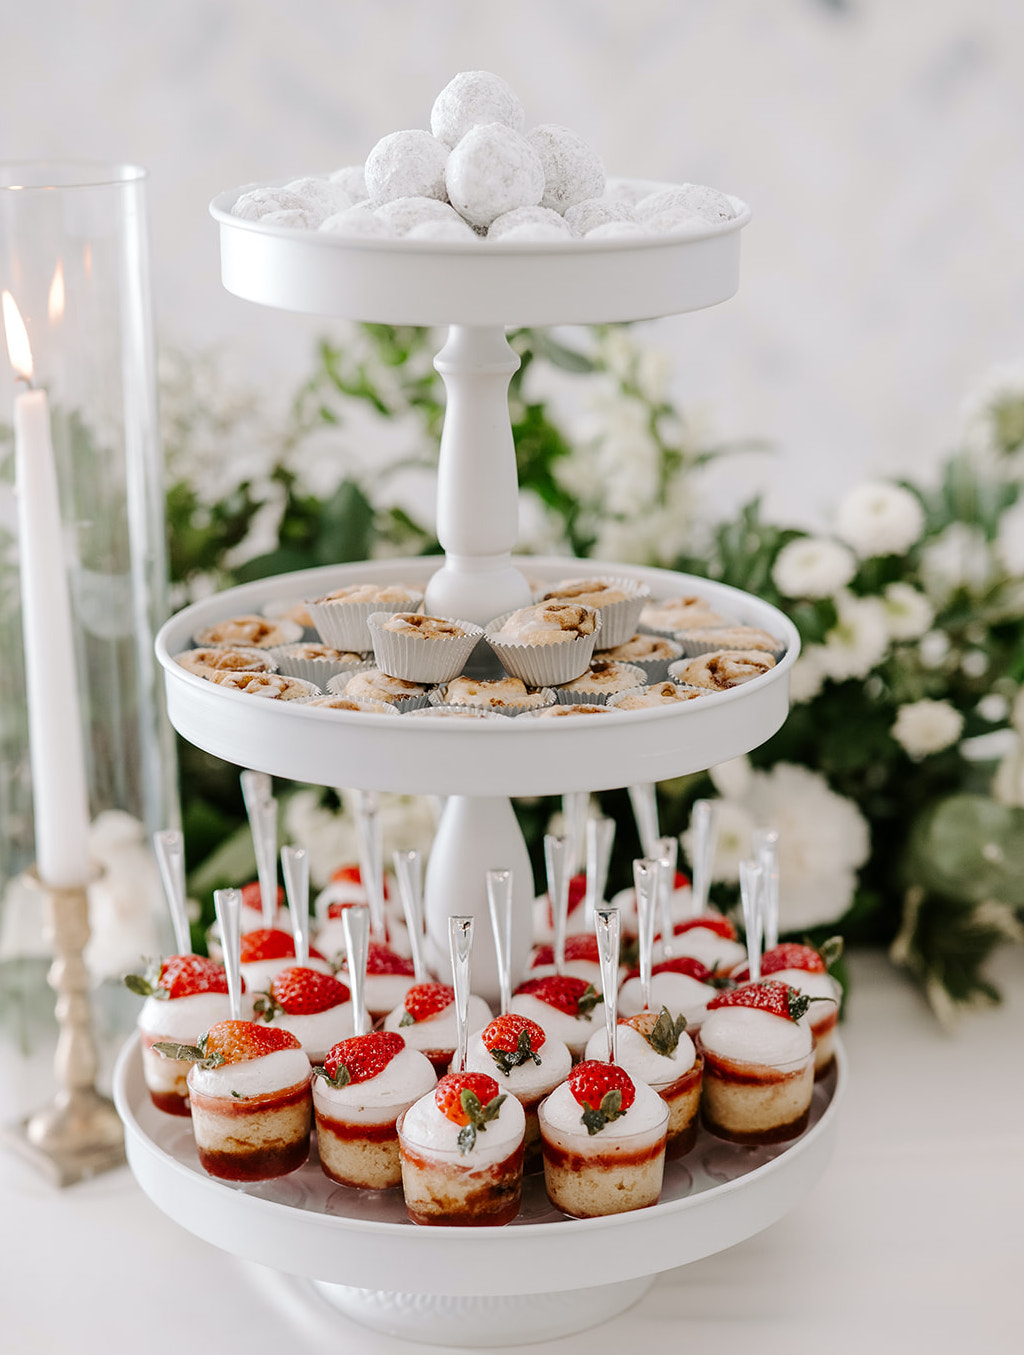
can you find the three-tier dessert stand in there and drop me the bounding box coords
[113,183,845,1347]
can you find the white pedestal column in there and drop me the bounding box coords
[423,794,534,1006]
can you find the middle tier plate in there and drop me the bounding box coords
[156,556,798,796]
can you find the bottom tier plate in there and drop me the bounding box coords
[114,1033,844,1300]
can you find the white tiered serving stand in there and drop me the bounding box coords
[115,184,846,1348]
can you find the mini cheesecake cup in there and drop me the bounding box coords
[313,1070,436,1191]
[696,1039,815,1145]
[538,1095,669,1218]
[657,1054,704,1159]
[140,1034,193,1116]
[267,643,373,687]
[186,1070,313,1182]
[540,577,650,651]
[367,612,485,684]
[428,683,557,715]
[307,589,425,652]
[484,610,603,687]
[397,1111,525,1227]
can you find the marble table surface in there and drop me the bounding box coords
[1,948,1020,1354]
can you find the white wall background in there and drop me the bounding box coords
[4,0,1024,527]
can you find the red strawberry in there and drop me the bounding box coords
[434,1071,506,1154]
[545,873,588,927]
[567,1060,636,1135]
[672,914,737,941]
[733,942,826,984]
[707,980,810,1023]
[365,941,416,977]
[124,953,240,1000]
[255,966,350,1020]
[326,899,360,919]
[481,1013,546,1075]
[240,881,285,913]
[619,1007,688,1057]
[239,929,325,964]
[329,863,390,897]
[530,934,601,968]
[514,974,601,1018]
[399,982,454,1026]
[152,1019,302,1068]
[318,1031,405,1087]
[623,955,715,984]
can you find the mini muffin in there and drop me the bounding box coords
[639,595,733,636]
[606,681,705,710]
[541,577,649,649]
[599,633,683,682]
[531,703,617,718]
[555,659,648,705]
[405,706,507,720]
[672,650,777,689]
[208,671,322,701]
[193,614,303,649]
[672,626,784,661]
[329,667,431,712]
[307,582,424,651]
[486,602,601,686]
[299,694,399,715]
[267,642,370,686]
[368,612,484,684]
[433,675,556,714]
[175,646,280,677]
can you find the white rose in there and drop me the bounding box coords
[835,482,925,558]
[787,648,826,703]
[882,583,934,641]
[920,524,993,602]
[771,537,857,599]
[818,592,889,681]
[918,629,951,670]
[891,699,965,760]
[708,755,753,799]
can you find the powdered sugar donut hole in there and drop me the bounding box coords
[431,70,525,149]
[488,205,571,240]
[365,129,449,206]
[319,202,398,238]
[635,184,736,225]
[406,218,480,242]
[496,222,573,244]
[375,196,463,235]
[445,123,545,229]
[328,164,369,202]
[564,198,637,236]
[527,125,606,214]
[232,186,307,221]
[260,208,314,228]
[281,177,354,226]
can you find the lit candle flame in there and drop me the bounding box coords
[48,262,65,324]
[1,291,33,383]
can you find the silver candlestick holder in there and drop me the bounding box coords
[2,866,125,1186]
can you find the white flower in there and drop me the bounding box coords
[995,496,1024,576]
[635,345,673,404]
[694,764,870,929]
[771,537,857,599]
[960,362,1024,465]
[835,482,925,558]
[83,811,164,979]
[891,699,965,760]
[993,738,1024,807]
[818,592,889,681]
[1012,687,1024,732]
[881,583,933,641]
[708,755,753,799]
[788,648,826,703]
[960,649,989,678]
[977,693,1009,723]
[918,629,952,670]
[919,524,993,602]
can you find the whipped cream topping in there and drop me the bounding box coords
[241,955,332,994]
[540,1074,668,1141]
[262,1003,355,1061]
[699,1005,812,1068]
[617,972,716,1028]
[669,927,747,973]
[584,1022,696,1088]
[137,991,234,1041]
[464,1028,572,1100]
[313,1045,437,1125]
[383,994,492,1052]
[508,992,600,1053]
[361,974,418,1014]
[187,1047,311,1099]
[770,968,841,1030]
[399,1084,526,1167]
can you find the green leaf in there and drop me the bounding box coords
[906,794,1024,907]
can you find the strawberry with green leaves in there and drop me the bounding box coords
[398,982,454,1026]
[620,1006,688,1059]
[513,975,601,1019]
[706,980,813,1023]
[435,1071,507,1154]
[567,1060,636,1135]
[253,966,351,1021]
[314,1030,405,1088]
[480,1013,546,1076]
[125,953,236,1001]
[153,1019,302,1068]
[732,937,843,984]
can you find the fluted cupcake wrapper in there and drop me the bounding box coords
[539,576,650,651]
[297,695,401,715]
[428,683,557,715]
[605,681,709,710]
[192,616,304,650]
[672,633,786,663]
[266,647,374,686]
[367,613,485,685]
[307,594,424,651]
[405,704,509,720]
[484,610,602,687]
[325,671,431,713]
[554,661,649,705]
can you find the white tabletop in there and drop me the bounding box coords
[1,948,1020,1355]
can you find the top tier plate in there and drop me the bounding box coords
[210,180,750,326]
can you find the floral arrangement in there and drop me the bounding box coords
[164,328,1024,1022]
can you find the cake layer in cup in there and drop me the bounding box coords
[137,991,236,1115]
[187,1063,312,1182]
[584,1022,702,1159]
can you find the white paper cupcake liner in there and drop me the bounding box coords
[297,695,401,715]
[673,630,786,662]
[428,684,557,715]
[555,661,649,705]
[484,610,602,686]
[325,671,431,713]
[267,645,374,686]
[405,705,509,720]
[367,613,484,685]
[538,576,651,651]
[307,592,424,651]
